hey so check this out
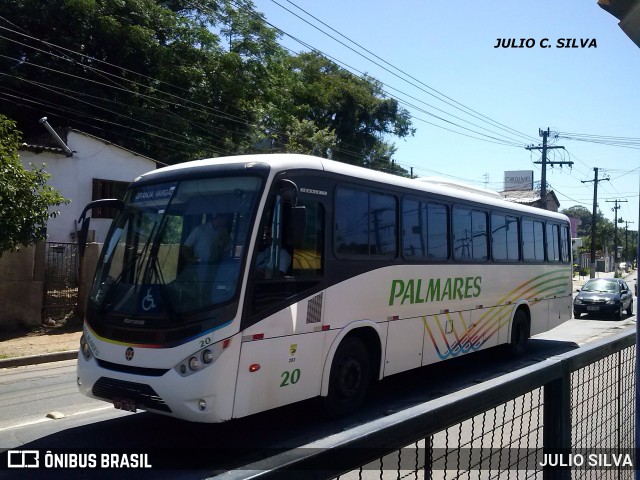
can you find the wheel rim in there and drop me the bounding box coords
[337,357,362,398]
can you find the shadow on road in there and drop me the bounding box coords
[1,337,580,478]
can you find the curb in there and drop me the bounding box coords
[0,350,78,369]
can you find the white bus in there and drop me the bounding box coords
[76,154,572,422]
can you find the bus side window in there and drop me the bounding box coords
[247,199,325,320]
[292,201,324,277]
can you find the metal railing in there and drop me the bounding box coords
[225,328,635,480]
[43,242,79,320]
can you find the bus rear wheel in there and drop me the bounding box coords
[323,337,371,418]
[508,310,530,358]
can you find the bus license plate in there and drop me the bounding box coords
[587,306,600,311]
[113,398,137,412]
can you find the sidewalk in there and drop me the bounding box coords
[573,268,635,290]
[0,319,81,369]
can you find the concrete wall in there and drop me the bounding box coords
[0,242,103,331]
[0,244,45,331]
[77,243,102,316]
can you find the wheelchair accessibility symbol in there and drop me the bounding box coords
[141,288,157,312]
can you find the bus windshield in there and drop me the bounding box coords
[90,176,262,317]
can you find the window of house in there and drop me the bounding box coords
[92,178,129,218]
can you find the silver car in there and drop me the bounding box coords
[574,278,634,320]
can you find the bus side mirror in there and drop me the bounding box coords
[278,179,298,205]
[77,199,124,256]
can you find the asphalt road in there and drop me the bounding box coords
[0,273,636,478]
[1,320,636,479]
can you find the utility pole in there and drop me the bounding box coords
[582,168,610,278]
[607,199,628,275]
[526,128,572,209]
[624,220,634,265]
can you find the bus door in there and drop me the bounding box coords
[234,178,327,417]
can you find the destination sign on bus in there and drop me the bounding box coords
[131,183,176,203]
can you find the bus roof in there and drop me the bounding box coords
[137,153,569,222]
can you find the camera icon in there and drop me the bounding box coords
[7,450,39,468]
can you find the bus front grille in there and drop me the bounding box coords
[88,321,202,347]
[92,377,172,413]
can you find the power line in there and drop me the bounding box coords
[221,0,532,148]
[268,0,537,144]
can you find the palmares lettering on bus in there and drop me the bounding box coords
[389,276,482,305]
[76,154,572,423]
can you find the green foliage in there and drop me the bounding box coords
[561,205,592,237]
[0,0,413,172]
[270,52,413,174]
[281,118,336,156]
[562,204,637,260]
[0,115,68,253]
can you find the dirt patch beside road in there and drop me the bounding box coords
[0,313,82,359]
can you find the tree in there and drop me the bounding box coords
[0,115,68,254]
[0,0,413,171]
[281,53,414,173]
[561,204,628,260]
[0,0,277,162]
[281,118,337,156]
[561,205,591,237]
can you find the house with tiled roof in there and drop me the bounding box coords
[19,125,162,243]
[500,189,561,212]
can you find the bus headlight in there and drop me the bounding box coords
[174,337,232,377]
[202,349,214,364]
[80,334,92,361]
[189,356,201,371]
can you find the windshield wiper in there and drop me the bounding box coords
[95,249,142,310]
[95,223,157,311]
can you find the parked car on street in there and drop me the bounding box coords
[574,278,634,320]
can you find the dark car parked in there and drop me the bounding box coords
[574,278,634,320]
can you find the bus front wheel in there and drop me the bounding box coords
[323,336,371,418]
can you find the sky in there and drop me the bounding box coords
[254,0,640,232]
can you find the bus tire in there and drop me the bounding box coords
[323,336,371,418]
[508,310,529,358]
